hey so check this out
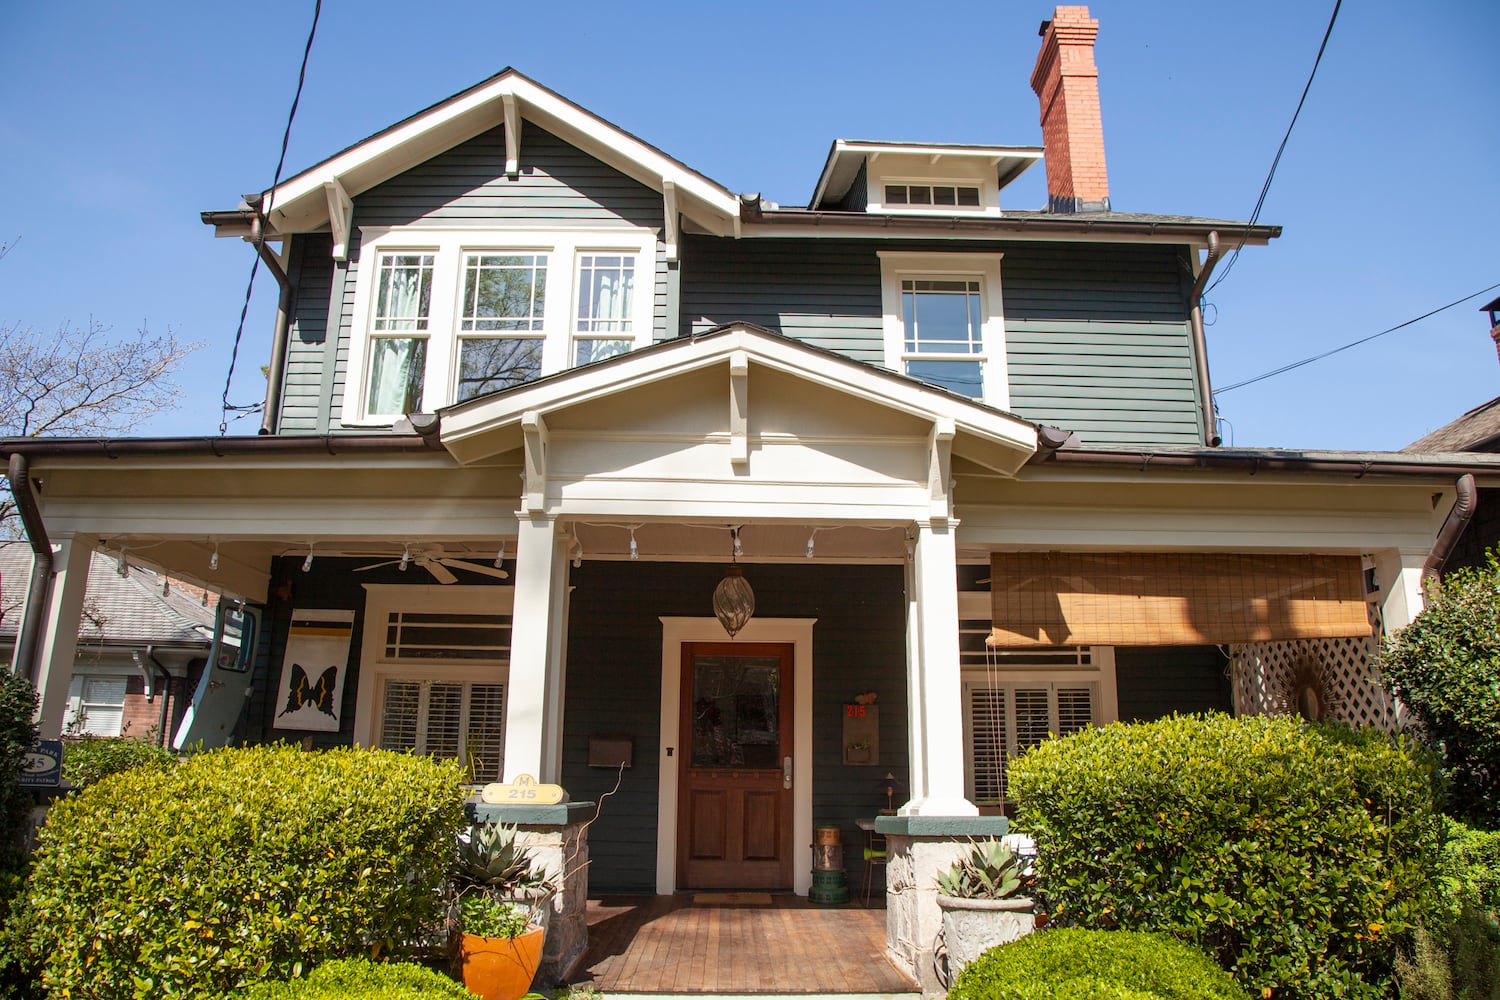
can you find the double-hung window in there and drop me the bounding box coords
[879,252,1008,406]
[344,229,657,425]
[64,674,130,737]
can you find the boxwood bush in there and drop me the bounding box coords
[949,927,1249,1000]
[25,744,467,999]
[62,733,178,789]
[1008,713,1442,1000]
[232,958,476,999]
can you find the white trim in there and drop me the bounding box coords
[878,251,1010,409]
[260,71,740,237]
[351,584,515,749]
[340,227,657,427]
[323,179,353,261]
[656,617,816,896]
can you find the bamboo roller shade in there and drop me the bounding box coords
[988,552,1370,647]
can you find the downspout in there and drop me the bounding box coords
[249,209,293,437]
[1188,231,1222,447]
[7,453,53,684]
[1422,474,1478,585]
[133,646,174,745]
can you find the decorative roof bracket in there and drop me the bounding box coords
[322,177,353,261]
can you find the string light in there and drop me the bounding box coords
[116,548,130,578]
[494,542,505,570]
[302,544,315,573]
[398,544,410,572]
[731,526,742,560]
[806,529,817,559]
[209,542,219,571]
[629,527,639,561]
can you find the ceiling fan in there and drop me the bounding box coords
[355,546,510,584]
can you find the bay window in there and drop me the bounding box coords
[343,228,657,425]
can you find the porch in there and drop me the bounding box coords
[574,894,917,996]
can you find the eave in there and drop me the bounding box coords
[202,69,743,240]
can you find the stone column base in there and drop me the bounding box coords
[469,800,595,987]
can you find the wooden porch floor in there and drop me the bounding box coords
[571,895,918,995]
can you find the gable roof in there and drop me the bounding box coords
[0,543,215,648]
[1405,396,1500,454]
[437,322,1040,474]
[208,68,743,238]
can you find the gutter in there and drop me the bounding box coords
[1034,446,1500,481]
[747,209,1282,244]
[1188,232,1222,447]
[0,432,443,460]
[7,453,53,684]
[1422,474,1478,585]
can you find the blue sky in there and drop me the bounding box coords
[2,0,1495,450]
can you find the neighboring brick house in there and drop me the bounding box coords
[1403,295,1500,572]
[1,542,214,744]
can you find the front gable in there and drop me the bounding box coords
[438,324,1039,521]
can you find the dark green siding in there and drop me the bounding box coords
[1114,645,1233,721]
[280,121,669,432]
[679,236,1202,447]
[279,234,335,433]
[679,236,884,361]
[563,560,908,894]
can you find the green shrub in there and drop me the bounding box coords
[0,672,39,999]
[234,957,477,999]
[1396,819,1500,1000]
[1376,550,1500,828]
[25,744,467,999]
[1009,713,1442,1000]
[949,927,1249,1000]
[62,733,178,788]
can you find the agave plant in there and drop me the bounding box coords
[455,822,553,898]
[935,838,1031,899]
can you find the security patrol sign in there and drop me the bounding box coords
[20,740,62,788]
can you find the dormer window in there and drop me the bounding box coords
[885,184,982,209]
[342,227,656,425]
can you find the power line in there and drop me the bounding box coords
[1206,0,1342,296]
[1214,281,1500,395]
[219,0,323,435]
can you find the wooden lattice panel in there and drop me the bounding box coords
[1230,602,1397,731]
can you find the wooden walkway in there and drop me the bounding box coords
[572,895,918,994]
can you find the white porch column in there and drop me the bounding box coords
[504,514,570,783]
[902,540,928,804]
[901,519,978,817]
[1373,547,1428,635]
[30,537,93,738]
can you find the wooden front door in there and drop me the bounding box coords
[677,642,794,890]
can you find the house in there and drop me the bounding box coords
[5,5,1498,987]
[1402,295,1500,573]
[0,542,213,743]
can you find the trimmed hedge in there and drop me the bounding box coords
[949,927,1249,1000]
[233,958,477,999]
[62,733,178,789]
[1009,713,1442,1000]
[25,744,467,999]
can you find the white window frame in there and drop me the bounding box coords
[878,180,987,213]
[864,153,1002,217]
[878,251,1010,407]
[351,584,515,758]
[64,672,131,737]
[341,227,657,426]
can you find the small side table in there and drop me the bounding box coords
[856,817,888,906]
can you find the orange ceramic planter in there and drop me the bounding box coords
[461,926,546,1000]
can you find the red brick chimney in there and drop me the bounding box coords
[1030,6,1111,213]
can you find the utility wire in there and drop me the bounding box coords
[1206,0,1342,296]
[219,0,323,435]
[1213,281,1500,395]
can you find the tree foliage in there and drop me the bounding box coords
[0,318,195,531]
[1377,552,1500,828]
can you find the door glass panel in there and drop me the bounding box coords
[689,655,781,769]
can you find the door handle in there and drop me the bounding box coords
[783,756,793,789]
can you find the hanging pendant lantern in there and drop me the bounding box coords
[713,565,755,637]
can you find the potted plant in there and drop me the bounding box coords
[452,822,556,1000]
[934,838,1035,983]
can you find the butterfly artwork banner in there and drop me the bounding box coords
[273,609,355,732]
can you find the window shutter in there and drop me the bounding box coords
[425,682,464,760]
[1057,686,1094,737]
[466,683,507,782]
[379,680,421,753]
[1014,687,1052,750]
[967,685,1008,804]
